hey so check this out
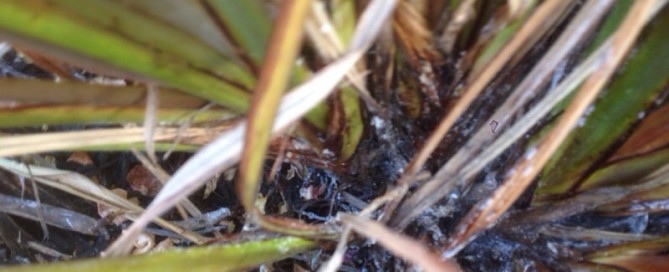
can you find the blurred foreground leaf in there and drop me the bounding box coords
[0,106,229,128]
[0,0,252,112]
[3,237,315,272]
[0,79,234,127]
[205,0,271,67]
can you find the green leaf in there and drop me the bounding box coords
[0,106,230,128]
[0,79,209,108]
[50,0,255,88]
[72,142,198,153]
[329,0,363,160]
[332,0,356,45]
[580,149,669,191]
[205,0,271,66]
[339,87,364,160]
[543,1,633,125]
[113,1,241,59]
[2,237,315,272]
[0,0,252,112]
[535,5,669,199]
[237,0,310,224]
[0,79,233,127]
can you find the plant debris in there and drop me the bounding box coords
[1,1,669,271]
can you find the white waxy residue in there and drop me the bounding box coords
[0,42,11,58]
[300,186,314,200]
[319,24,332,33]
[295,57,304,66]
[322,148,334,157]
[584,105,595,116]
[550,60,568,89]
[547,242,559,255]
[521,166,534,177]
[371,116,391,140]
[524,147,537,160]
[371,116,385,129]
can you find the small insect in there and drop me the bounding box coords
[489,120,499,134]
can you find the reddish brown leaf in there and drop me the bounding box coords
[611,103,669,161]
[126,165,162,197]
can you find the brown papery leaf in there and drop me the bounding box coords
[66,151,94,166]
[126,165,161,197]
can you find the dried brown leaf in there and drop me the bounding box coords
[126,165,161,197]
[66,151,94,166]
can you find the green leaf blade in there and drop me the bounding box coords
[3,237,315,272]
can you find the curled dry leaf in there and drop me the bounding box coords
[126,164,162,197]
[66,151,94,166]
[133,233,156,255]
